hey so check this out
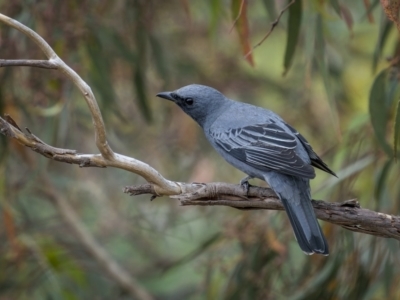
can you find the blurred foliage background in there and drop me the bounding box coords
[1,0,400,299]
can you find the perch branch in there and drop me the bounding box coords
[1,108,400,242]
[125,183,400,241]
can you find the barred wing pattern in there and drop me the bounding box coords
[285,124,337,177]
[211,123,316,179]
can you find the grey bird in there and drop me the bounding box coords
[157,84,336,255]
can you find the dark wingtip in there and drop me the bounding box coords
[311,160,338,178]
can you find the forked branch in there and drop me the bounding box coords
[3,113,400,242]
[1,11,400,243]
[1,12,400,298]
[0,13,180,195]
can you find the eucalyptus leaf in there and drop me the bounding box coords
[369,68,393,156]
[283,0,302,76]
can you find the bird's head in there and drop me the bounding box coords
[157,84,230,127]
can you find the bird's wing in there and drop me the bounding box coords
[210,123,316,179]
[285,124,337,177]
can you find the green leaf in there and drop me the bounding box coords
[149,34,169,87]
[315,14,340,136]
[85,33,117,115]
[304,10,317,64]
[373,18,393,72]
[329,0,341,17]
[289,256,341,300]
[283,0,302,76]
[384,259,394,297]
[315,155,374,193]
[262,0,277,20]
[133,69,152,122]
[132,7,152,123]
[369,68,393,156]
[394,99,400,158]
[209,0,222,36]
[374,159,393,201]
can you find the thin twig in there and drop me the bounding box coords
[229,0,246,33]
[0,59,58,69]
[244,0,296,59]
[0,13,113,159]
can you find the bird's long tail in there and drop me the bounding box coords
[264,173,329,255]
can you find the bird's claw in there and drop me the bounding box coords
[240,175,253,196]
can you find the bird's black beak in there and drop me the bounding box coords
[156,91,175,101]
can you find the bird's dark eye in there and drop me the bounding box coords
[185,98,194,105]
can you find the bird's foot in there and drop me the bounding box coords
[240,175,253,196]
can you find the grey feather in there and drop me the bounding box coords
[157,84,335,255]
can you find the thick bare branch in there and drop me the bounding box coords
[125,183,400,241]
[2,113,399,242]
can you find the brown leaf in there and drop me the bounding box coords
[180,0,191,22]
[232,0,254,66]
[363,0,375,23]
[340,4,354,34]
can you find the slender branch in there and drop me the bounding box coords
[0,12,181,196]
[244,0,295,59]
[0,59,57,69]
[0,13,113,159]
[0,116,181,194]
[39,177,154,300]
[229,0,246,33]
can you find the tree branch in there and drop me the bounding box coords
[125,183,400,241]
[0,13,181,195]
[0,59,58,69]
[0,11,399,277]
[0,13,112,158]
[1,87,400,242]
